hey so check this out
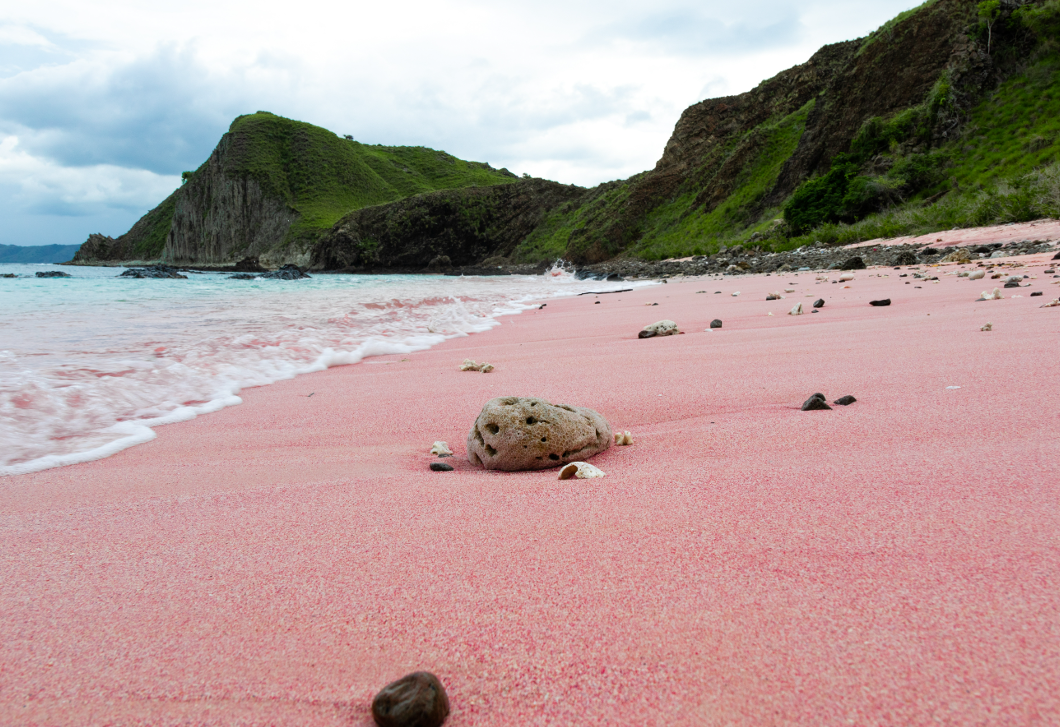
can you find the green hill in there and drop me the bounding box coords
[73,112,518,265]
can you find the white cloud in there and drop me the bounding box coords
[0,135,179,215]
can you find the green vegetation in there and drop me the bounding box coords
[221,112,516,245]
[129,191,178,259]
[514,100,814,262]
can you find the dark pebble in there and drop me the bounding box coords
[594,301,600,304]
[811,309,819,313]
[651,302,659,306]
[839,256,867,270]
[834,395,857,406]
[869,299,891,306]
[802,393,832,411]
[813,299,825,308]
[1031,291,1044,297]
[539,304,546,309]
[372,672,450,727]
[709,319,723,329]
[1053,251,1060,260]
[430,462,454,472]
[1003,281,1022,288]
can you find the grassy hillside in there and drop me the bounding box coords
[214,112,518,246]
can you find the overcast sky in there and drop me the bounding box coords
[0,0,923,246]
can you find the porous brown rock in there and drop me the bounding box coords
[372,671,450,727]
[467,397,612,471]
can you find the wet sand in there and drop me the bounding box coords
[3,250,1059,725]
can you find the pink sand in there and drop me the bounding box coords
[3,251,1060,725]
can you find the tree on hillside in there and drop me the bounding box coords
[978,0,1001,55]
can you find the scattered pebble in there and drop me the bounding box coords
[789,302,804,316]
[813,298,825,308]
[372,672,450,727]
[709,319,723,329]
[981,322,993,332]
[1031,291,1044,297]
[639,320,679,338]
[732,291,741,297]
[430,462,455,472]
[869,299,891,307]
[833,395,857,406]
[460,359,494,373]
[802,393,832,411]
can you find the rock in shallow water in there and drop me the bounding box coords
[372,672,450,727]
[119,265,187,279]
[259,264,310,280]
[467,397,611,471]
[35,271,72,278]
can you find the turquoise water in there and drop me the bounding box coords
[0,263,641,475]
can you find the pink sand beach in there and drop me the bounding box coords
[3,248,1060,725]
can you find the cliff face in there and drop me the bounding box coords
[164,135,299,266]
[312,179,585,271]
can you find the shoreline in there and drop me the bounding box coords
[3,245,1060,725]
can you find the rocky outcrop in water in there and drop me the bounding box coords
[118,265,188,279]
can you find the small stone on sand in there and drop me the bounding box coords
[430,462,454,472]
[802,393,832,411]
[709,319,723,329]
[870,299,891,306]
[372,672,450,727]
[834,395,857,406]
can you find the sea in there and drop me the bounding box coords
[0,263,644,476]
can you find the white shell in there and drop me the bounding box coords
[558,462,606,480]
[731,291,741,297]
[981,322,993,332]
[838,273,855,282]
[613,431,634,446]
[1042,298,1060,308]
[431,441,453,456]
[789,302,803,316]
[980,288,1003,301]
[968,270,985,280]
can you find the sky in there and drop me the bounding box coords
[0,0,925,247]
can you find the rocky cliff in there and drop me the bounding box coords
[311,179,586,271]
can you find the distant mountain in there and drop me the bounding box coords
[0,243,81,264]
